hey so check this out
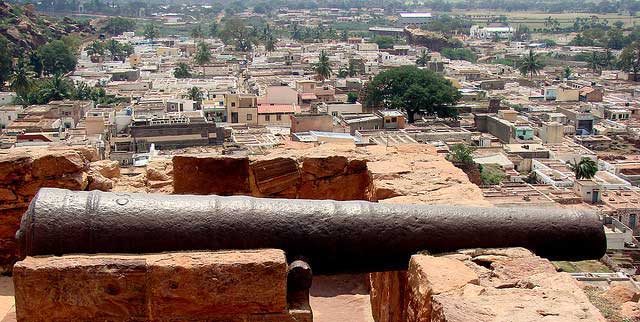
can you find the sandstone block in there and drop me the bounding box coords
[173,156,250,195]
[14,256,148,321]
[298,172,371,201]
[301,156,348,179]
[405,255,479,322]
[0,188,16,202]
[14,250,289,322]
[250,158,300,196]
[0,154,31,183]
[146,250,287,317]
[31,150,87,178]
[91,160,121,179]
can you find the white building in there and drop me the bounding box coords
[470,25,515,39]
[397,12,432,26]
[0,92,16,106]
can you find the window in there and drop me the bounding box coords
[246,114,252,121]
[231,102,236,107]
[276,114,282,121]
[265,115,270,121]
[391,117,397,122]
[7,116,10,121]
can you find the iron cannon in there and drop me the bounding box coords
[17,188,606,274]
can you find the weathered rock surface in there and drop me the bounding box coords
[13,250,293,322]
[173,156,252,195]
[370,248,607,322]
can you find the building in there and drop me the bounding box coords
[0,105,22,129]
[397,12,432,26]
[470,25,514,39]
[0,92,16,106]
[290,114,334,133]
[257,104,299,126]
[227,94,258,125]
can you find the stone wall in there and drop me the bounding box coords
[370,248,607,322]
[14,249,311,322]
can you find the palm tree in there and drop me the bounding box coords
[313,50,332,82]
[194,42,211,75]
[143,22,158,42]
[9,59,36,103]
[187,86,203,109]
[569,157,598,180]
[348,59,359,77]
[518,50,545,79]
[174,62,192,79]
[38,74,73,103]
[416,49,430,67]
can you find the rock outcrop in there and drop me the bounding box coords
[370,248,607,322]
[0,147,97,272]
[0,2,95,51]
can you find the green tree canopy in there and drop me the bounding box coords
[569,157,598,180]
[518,50,545,79]
[101,17,136,36]
[364,66,461,123]
[37,40,77,76]
[194,42,212,66]
[0,36,12,91]
[313,50,332,82]
[143,22,158,42]
[174,62,192,79]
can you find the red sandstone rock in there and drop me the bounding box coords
[405,255,479,322]
[30,150,87,178]
[0,154,31,183]
[173,156,251,195]
[90,160,120,179]
[602,282,640,305]
[301,156,348,179]
[14,250,290,322]
[250,157,300,196]
[146,250,287,317]
[87,171,113,191]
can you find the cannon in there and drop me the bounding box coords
[17,188,606,274]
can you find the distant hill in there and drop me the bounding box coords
[0,1,94,52]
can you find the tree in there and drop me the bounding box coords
[9,58,35,103]
[0,37,12,91]
[174,62,192,78]
[191,25,205,40]
[313,50,332,82]
[143,22,158,42]
[518,50,544,79]
[101,17,136,36]
[219,18,254,52]
[194,42,211,74]
[38,74,73,103]
[365,66,461,123]
[348,59,359,77]
[372,36,394,49]
[416,49,430,67]
[265,35,276,52]
[569,157,598,180]
[586,52,604,73]
[619,41,640,80]
[337,66,348,78]
[446,144,475,164]
[86,41,104,56]
[347,92,358,104]
[441,48,477,62]
[37,40,77,76]
[187,86,203,101]
[563,66,572,79]
[209,22,219,38]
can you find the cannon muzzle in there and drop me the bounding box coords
[17,188,606,274]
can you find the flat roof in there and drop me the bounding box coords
[399,12,432,18]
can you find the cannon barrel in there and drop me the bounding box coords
[17,188,606,274]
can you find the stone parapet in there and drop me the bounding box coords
[13,249,311,322]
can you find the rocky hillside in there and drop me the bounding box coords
[0,1,94,51]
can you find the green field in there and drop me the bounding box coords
[451,10,640,28]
